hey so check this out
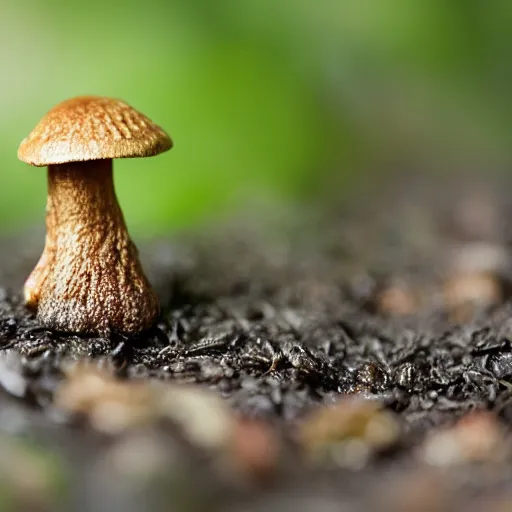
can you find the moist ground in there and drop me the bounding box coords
[1,171,512,511]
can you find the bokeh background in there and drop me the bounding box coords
[1,0,512,235]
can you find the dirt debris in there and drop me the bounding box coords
[0,173,512,509]
[298,396,400,469]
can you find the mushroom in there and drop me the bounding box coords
[18,96,172,336]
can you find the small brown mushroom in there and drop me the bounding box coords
[18,96,172,336]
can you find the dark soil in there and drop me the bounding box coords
[2,171,512,511]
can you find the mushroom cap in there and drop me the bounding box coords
[18,96,173,166]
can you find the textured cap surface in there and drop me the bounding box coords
[18,96,173,166]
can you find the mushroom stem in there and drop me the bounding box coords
[24,194,56,308]
[34,160,159,335]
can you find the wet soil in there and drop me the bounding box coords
[1,171,512,511]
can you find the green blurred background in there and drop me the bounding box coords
[1,0,512,235]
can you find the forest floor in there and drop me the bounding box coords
[1,171,512,511]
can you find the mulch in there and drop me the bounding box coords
[1,171,512,511]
